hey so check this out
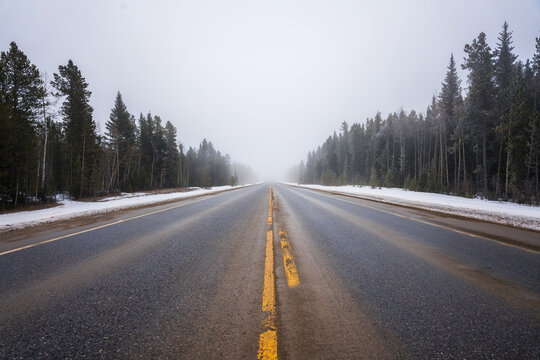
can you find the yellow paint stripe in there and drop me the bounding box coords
[302,188,540,255]
[0,194,222,257]
[279,229,300,288]
[258,187,277,360]
[268,188,273,225]
[258,329,277,360]
[262,228,275,312]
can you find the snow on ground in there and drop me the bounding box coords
[290,184,540,231]
[0,185,249,232]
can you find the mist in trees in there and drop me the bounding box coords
[0,42,241,209]
[298,23,540,204]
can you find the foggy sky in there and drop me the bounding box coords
[1,0,539,180]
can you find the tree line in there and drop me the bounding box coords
[298,23,540,204]
[0,42,241,209]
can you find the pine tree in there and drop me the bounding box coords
[462,32,495,196]
[105,91,135,191]
[493,22,518,196]
[51,60,100,198]
[494,22,517,108]
[527,38,540,201]
[137,113,153,188]
[186,147,199,186]
[503,63,529,201]
[164,121,179,187]
[0,42,45,207]
[439,54,462,191]
[151,115,167,188]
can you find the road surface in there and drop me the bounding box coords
[0,183,538,359]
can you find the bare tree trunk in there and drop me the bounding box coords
[462,136,467,187]
[439,125,443,188]
[150,157,155,189]
[433,129,439,187]
[536,147,540,201]
[41,117,48,191]
[40,73,50,194]
[160,167,165,189]
[80,132,86,199]
[14,176,19,207]
[504,126,511,198]
[125,152,131,188]
[496,137,504,197]
[177,156,181,185]
[106,148,115,193]
[386,134,390,170]
[457,139,461,191]
[453,151,457,193]
[414,135,418,181]
[137,153,141,178]
[482,117,488,195]
[116,148,120,190]
[445,128,449,188]
[527,128,534,180]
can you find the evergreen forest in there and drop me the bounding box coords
[0,42,243,209]
[299,23,540,204]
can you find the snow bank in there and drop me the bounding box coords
[289,184,540,231]
[0,185,248,232]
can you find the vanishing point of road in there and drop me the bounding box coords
[0,184,539,359]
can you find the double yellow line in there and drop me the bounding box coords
[278,229,299,288]
[258,187,300,360]
[259,187,277,359]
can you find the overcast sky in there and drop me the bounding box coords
[1,0,539,180]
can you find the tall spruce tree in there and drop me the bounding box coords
[439,54,463,191]
[462,32,495,196]
[494,22,517,107]
[151,115,166,188]
[51,60,100,198]
[105,91,135,191]
[493,22,517,196]
[503,63,529,200]
[528,38,540,200]
[0,42,44,207]
[137,112,153,189]
[164,120,179,187]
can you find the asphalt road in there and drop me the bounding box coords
[0,183,539,359]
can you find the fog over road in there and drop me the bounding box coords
[0,184,539,359]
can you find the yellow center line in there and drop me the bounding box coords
[258,187,277,360]
[262,228,276,312]
[0,194,223,257]
[279,229,300,288]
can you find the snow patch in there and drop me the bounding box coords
[0,185,249,232]
[289,184,540,231]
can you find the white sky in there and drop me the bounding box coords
[1,0,539,180]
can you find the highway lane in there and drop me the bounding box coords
[1,182,539,359]
[0,184,269,359]
[273,184,540,359]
